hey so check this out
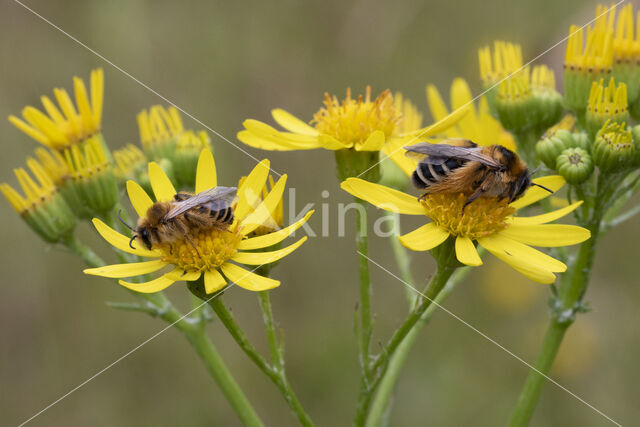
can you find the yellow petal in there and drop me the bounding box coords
[126,180,153,218]
[235,159,270,221]
[204,269,227,294]
[195,148,217,192]
[240,174,287,236]
[271,109,318,136]
[509,201,583,225]
[239,210,314,250]
[340,178,424,215]
[356,130,385,151]
[426,84,450,121]
[499,224,591,247]
[165,269,202,282]
[92,218,161,258]
[455,236,483,266]
[318,133,350,150]
[240,120,322,150]
[404,102,469,139]
[381,141,417,177]
[399,223,450,251]
[478,234,566,273]
[148,161,177,201]
[510,176,565,209]
[220,263,280,291]
[480,244,557,284]
[118,268,180,293]
[233,236,307,265]
[84,259,168,278]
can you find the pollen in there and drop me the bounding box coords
[311,86,399,148]
[421,193,515,240]
[158,227,243,272]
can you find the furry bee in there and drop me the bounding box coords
[120,186,237,251]
[405,139,552,209]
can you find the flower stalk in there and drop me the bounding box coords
[65,235,264,427]
[188,281,314,427]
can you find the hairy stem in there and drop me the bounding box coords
[208,297,314,427]
[365,264,474,427]
[66,235,263,426]
[355,197,373,382]
[354,238,458,426]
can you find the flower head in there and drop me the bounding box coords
[173,130,212,188]
[564,6,615,111]
[137,105,184,161]
[8,69,104,150]
[478,41,523,88]
[586,78,629,136]
[114,144,147,182]
[1,159,75,242]
[84,150,311,294]
[592,120,635,172]
[341,176,590,283]
[237,86,466,176]
[612,3,640,107]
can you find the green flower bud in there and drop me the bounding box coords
[173,130,212,189]
[529,65,563,131]
[536,129,575,169]
[631,124,640,165]
[63,137,119,216]
[585,78,629,138]
[495,75,535,134]
[570,132,591,152]
[556,148,594,185]
[1,164,75,243]
[592,121,635,173]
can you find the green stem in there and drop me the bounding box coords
[258,291,284,372]
[65,235,263,426]
[365,264,475,427]
[208,297,314,427]
[508,221,600,426]
[355,197,373,382]
[385,212,417,306]
[353,238,458,426]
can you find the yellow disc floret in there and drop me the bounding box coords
[158,228,243,272]
[311,86,399,148]
[421,193,515,240]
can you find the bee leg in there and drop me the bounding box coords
[183,233,202,258]
[462,188,485,215]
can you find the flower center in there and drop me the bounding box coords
[157,227,242,272]
[311,86,398,148]
[421,193,515,240]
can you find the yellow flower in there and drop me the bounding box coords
[114,144,147,181]
[0,158,75,242]
[8,69,104,150]
[237,86,466,165]
[340,176,590,284]
[426,78,516,153]
[137,105,184,160]
[84,149,312,294]
[478,41,523,87]
[238,174,283,236]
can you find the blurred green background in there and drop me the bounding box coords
[1,0,638,426]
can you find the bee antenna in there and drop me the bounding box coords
[129,235,137,249]
[529,166,542,177]
[118,210,136,231]
[532,183,554,194]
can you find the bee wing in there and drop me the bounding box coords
[404,140,503,169]
[165,186,237,219]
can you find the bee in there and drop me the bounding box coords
[119,186,237,252]
[404,139,552,210]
